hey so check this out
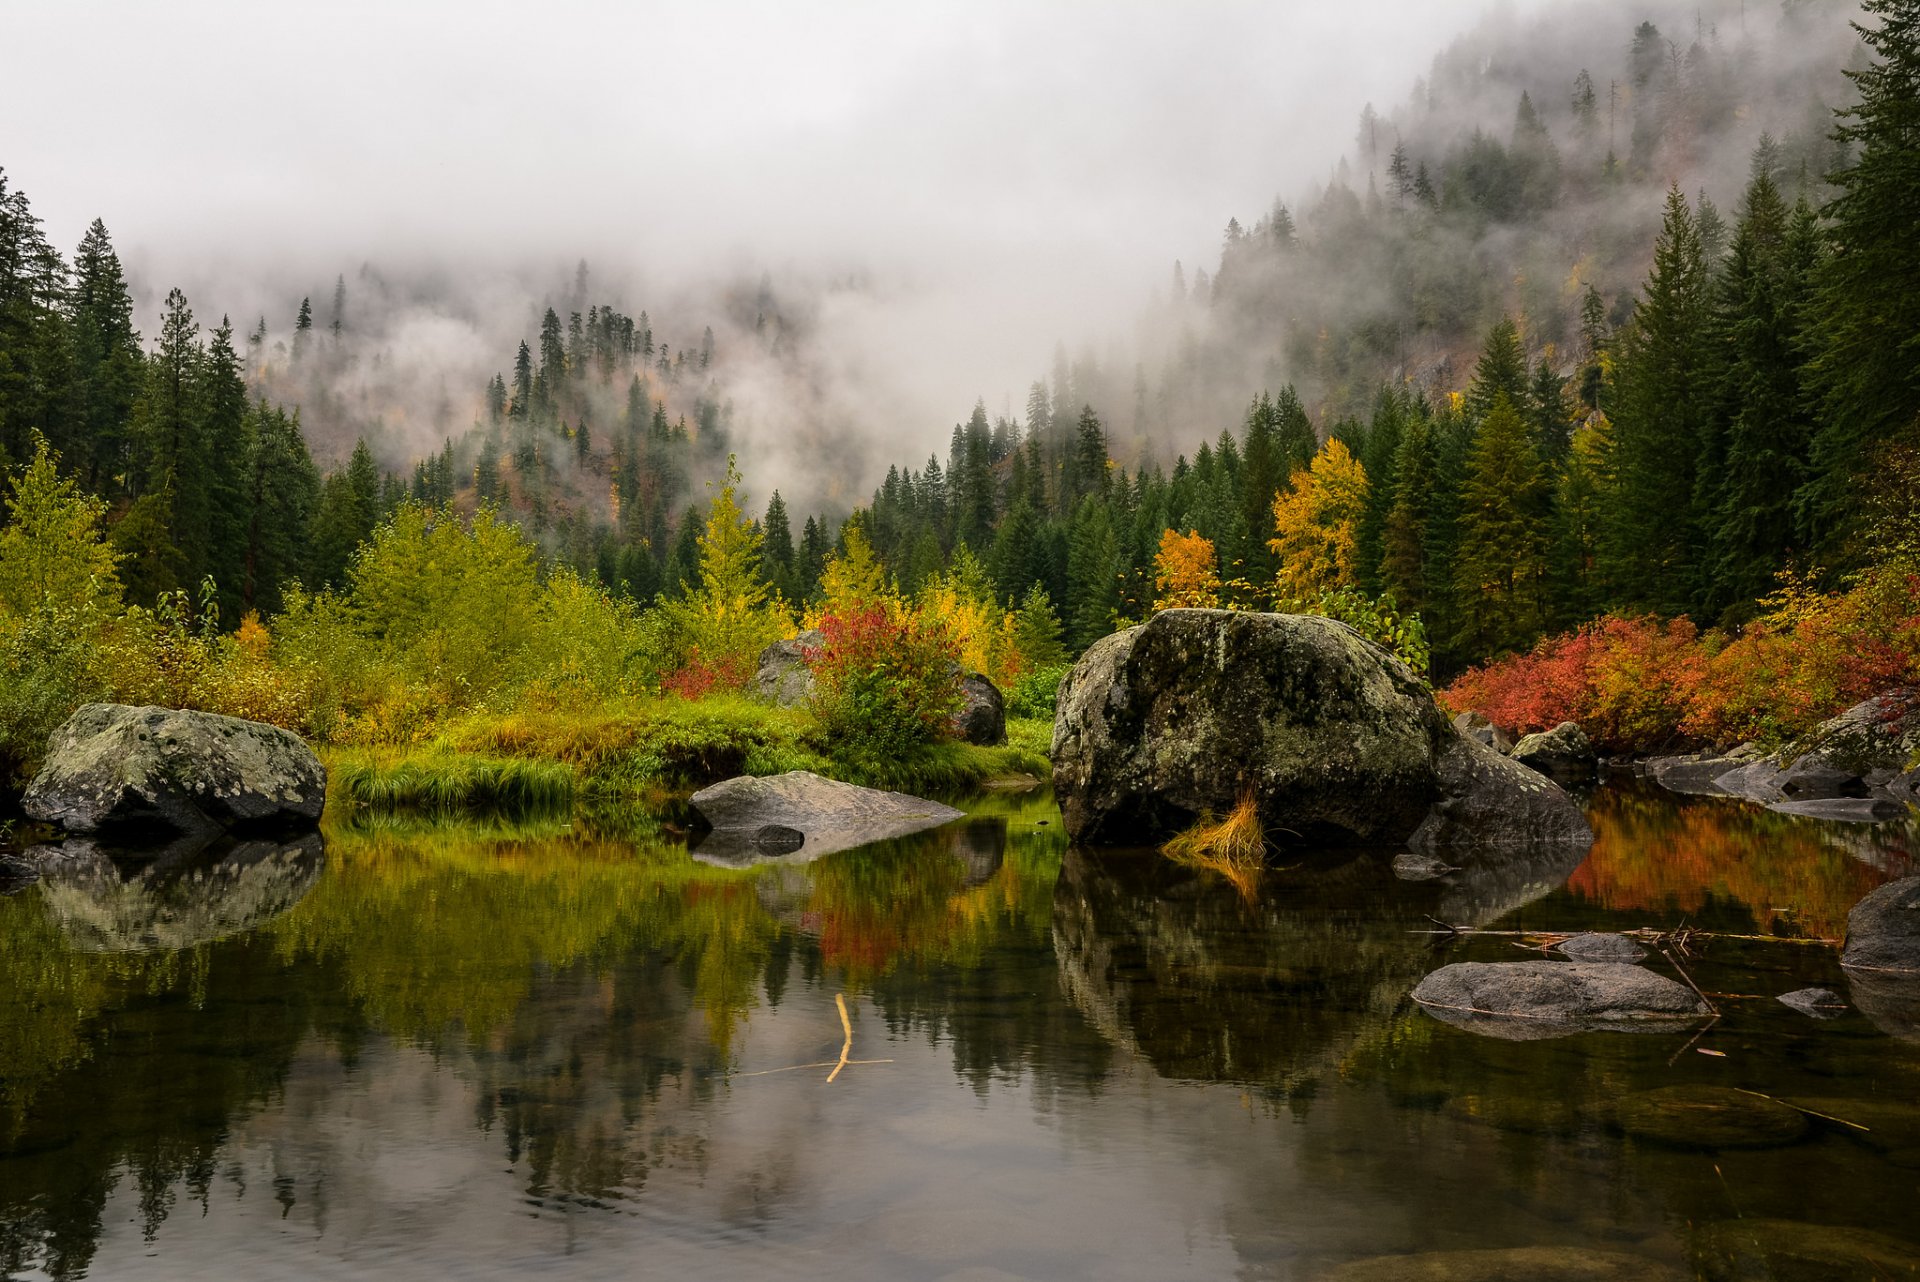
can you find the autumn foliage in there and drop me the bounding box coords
[1441,567,1920,751]
[1153,529,1224,609]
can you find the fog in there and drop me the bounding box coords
[0,0,1838,510]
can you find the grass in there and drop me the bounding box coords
[1162,793,1267,900]
[326,702,1055,820]
[330,750,577,819]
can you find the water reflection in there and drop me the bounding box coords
[1,785,1917,1280]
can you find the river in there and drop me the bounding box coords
[2,782,1917,1279]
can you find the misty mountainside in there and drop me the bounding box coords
[1,0,1915,687]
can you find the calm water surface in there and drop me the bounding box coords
[3,782,1918,1280]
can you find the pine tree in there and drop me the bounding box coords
[763,490,795,600]
[66,219,141,492]
[1800,0,1920,561]
[135,287,214,581]
[292,296,312,363]
[1065,498,1118,650]
[1380,412,1434,610]
[1454,394,1550,656]
[1603,186,1712,613]
[240,402,320,613]
[1465,318,1530,424]
[200,317,251,616]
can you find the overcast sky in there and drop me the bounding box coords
[2,0,1563,458]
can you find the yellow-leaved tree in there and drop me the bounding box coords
[807,520,896,624]
[1269,438,1369,599]
[1152,529,1223,610]
[665,454,792,680]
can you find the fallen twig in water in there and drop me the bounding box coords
[1408,927,1839,947]
[728,991,894,1081]
[1734,1088,1871,1133]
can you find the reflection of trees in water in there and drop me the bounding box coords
[1567,784,1918,938]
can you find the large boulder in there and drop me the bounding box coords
[1840,875,1920,976]
[687,770,962,866]
[1840,876,1920,1041]
[752,629,823,706]
[23,704,326,838]
[951,671,1006,746]
[1051,609,1590,849]
[1788,688,1920,781]
[1411,960,1710,1040]
[1509,721,1597,785]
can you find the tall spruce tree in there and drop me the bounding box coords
[1454,394,1550,656]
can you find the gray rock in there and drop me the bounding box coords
[1557,932,1648,962]
[1693,1219,1920,1281]
[1889,768,1920,805]
[1323,1247,1685,1281]
[1051,609,1590,850]
[687,770,962,866]
[752,630,823,706]
[23,704,326,838]
[1609,1085,1809,1149]
[951,671,1006,746]
[1841,875,1920,1040]
[1411,960,1709,1040]
[1713,758,1789,803]
[1777,986,1847,1019]
[1840,875,1920,976]
[1779,756,1866,800]
[1649,752,1746,795]
[1509,721,1597,784]
[1788,688,1920,778]
[1450,710,1513,754]
[1769,797,1908,823]
[1392,852,1459,882]
[1407,733,1595,851]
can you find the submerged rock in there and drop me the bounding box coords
[752,629,823,706]
[1324,1246,1685,1281]
[1693,1218,1920,1281]
[1509,721,1597,785]
[1050,609,1591,850]
[23,704,326,838]
[1412,960,1708,1040]
[1557,932,1648,962]
[951,671,1007,746]
[1610,1085,1809,1149]
[687,771,962,866]
[1770,797,1908,823]
[1776,986,1847,1019]
[1392,852,1459,882]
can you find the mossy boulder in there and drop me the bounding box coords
[752,629,823,706]
[1509,720,1597,784]
[1051,609,1590,849]
[23,704,326,838]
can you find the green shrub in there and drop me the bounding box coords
[1005,662,1073,720]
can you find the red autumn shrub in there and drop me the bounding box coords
[662,648,748,700]
[807,607,962,756]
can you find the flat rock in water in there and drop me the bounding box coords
[1776,986,1847,1019]
[1323,1246,1685,1281]
[1557,932,1648,962]
[1711,758,1788,803]
[1648,753,1746,795]
[1392,852,1458,882]
[23,704,326,838]
[1412,960,1708,1040]
[1770,796,1907,822]
[1609,1085,1809,1149]
[1693,1219,1920,1281]
[1443,1092,1583,1136]
[687,771,963,866]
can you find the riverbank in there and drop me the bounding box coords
[324,695,1052,821]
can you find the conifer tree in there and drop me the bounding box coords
[1454,394,1550,656]
[1065,498,1118,650]
[68,219,141,492]
[1465,318,1531,425]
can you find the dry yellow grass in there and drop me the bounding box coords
[1162,793,1266,899]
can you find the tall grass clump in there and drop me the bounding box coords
[1162,793,1267,899]
[331,752,576,819]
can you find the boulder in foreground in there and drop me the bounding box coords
[23,704,326,837]
[1051,609,1590,849]
[687,770,962,866]
[1411,960,1709,1040]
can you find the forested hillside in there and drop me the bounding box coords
[0,0,1915,749]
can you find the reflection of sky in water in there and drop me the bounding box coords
[2,785,1917,1281]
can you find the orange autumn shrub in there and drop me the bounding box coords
[1153,529,1223,609]
[1442,568,1920,753]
